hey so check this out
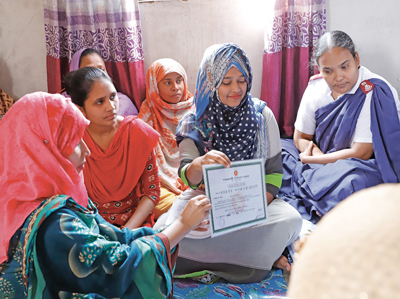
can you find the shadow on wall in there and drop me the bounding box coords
[358,44,400,95]
[0,57,17,100]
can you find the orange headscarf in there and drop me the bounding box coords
[0,92,89,263]
[139,59,193,194]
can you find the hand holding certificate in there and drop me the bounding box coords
[203,158,267,237]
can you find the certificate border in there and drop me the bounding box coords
[203,159,267,236]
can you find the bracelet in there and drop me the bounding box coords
[180,163,203,190]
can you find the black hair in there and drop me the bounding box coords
[64,67,112,108]
[79,48,103,68]
[312,30,356,67]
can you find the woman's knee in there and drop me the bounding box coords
[272,199,303,244]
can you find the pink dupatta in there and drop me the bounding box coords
[0,92,89,263]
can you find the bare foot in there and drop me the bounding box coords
[273,255,291,272]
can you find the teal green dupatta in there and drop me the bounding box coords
[18,195,176,299]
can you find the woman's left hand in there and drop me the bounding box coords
[193,219,209,231]
[299,141,314,163]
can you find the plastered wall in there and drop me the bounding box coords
[1,0,399,100]
[139,0,268,98]
[0,0,47,100]
[326,0,400,92]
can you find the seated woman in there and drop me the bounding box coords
[0,92,210,298]
[155,43,302,283]
[138,58,193,219]
[279,30,400,222]
[66,48,138,116]
[65,67,159,229]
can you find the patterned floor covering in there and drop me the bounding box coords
[173,268,288,298]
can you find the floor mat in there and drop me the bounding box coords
[173,268,288,298]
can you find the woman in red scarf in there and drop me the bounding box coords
[139,59,193,218]
[65,66,160,229]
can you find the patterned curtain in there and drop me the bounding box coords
[260,0,326,137]
[44,0,145,110]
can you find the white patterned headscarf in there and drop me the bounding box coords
[194,44,251,119]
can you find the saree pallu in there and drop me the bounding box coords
[279,78,400,221]
[0,195,177,299]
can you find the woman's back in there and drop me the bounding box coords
[0,91,210,298]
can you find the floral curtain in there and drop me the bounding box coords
[260,0,326,137]
[44,0,146,110]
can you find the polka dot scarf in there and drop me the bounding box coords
[210,92,260,161]
[176,43,266,161]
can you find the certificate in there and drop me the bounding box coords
[203,158,267,238]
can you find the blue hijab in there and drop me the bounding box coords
[176,43,266,161]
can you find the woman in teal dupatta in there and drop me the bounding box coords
[0,92,210,298]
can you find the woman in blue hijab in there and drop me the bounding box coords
[156,43,302,283]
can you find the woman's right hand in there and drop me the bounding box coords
[186,150,231,185]
[196,150,231,169]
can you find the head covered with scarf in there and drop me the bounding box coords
[176,43,267,161]
[139,58,193,194]
[67,48,138,116]
[0,92,90,263]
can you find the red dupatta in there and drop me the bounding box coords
[83,116,160,204]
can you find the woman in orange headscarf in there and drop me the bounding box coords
[139,59,194,218]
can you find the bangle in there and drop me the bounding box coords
[181,163,203,190]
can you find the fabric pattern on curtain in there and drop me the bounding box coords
[44,0,145,110]
[261,0,326,137]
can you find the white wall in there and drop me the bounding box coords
[0,0,47,100]
[326,0,400,93]
[1,0,399,99]
[140,0,267,98]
